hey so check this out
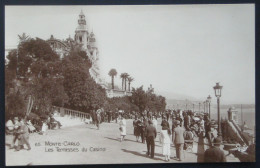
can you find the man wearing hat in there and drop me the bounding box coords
[204,137,226,162]
[10,117,21,149]
[145,120,157,158]
[172,120,185,161]
[161,116,170,130]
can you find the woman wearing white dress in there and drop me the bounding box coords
[152,116,158,131]
[160,128,171,161]
[118,115,126,142]
[41,120,48,135]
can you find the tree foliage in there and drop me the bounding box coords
[5,35,166,119]
[130,86,166,113]
[62,50,106,112]
[5,38,66,117]
[108,68,117,89]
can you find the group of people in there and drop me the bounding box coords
[6,107,227,162]
[6,111,63,151]
[124,109,227,162]
[6,117,31,151]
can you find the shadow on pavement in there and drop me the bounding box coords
[122,149,164,161]
[104,137,120,142]
[142,150,178,161]
[104,137,162,148]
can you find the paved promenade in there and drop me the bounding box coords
[5,119,239,166]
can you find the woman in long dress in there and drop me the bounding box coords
[96,109,102,130]
[41,120,48,135]
[133,116,141,142]
[118,115,126,142]
[160,128,171,161]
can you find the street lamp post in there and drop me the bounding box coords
[207,95,212,119]
[213,82,223,139]
[206,100,209,113]
[203,101,205,113]
[199,102,201,112]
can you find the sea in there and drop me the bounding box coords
[208,107,255,130]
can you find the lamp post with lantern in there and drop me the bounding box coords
[207,95,212,119]
[205,100,208,113]
[203,101,205,113]
[213,82,223,139]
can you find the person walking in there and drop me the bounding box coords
[172,120,185,161]
[166,111,170,121]
[107,111,112,123]
[172,116,178,142]
[10,117,21,149]
[204,137,226,162]
[176,114,183,127]
[133,116,141,142]
[96,109,102,130]
[184,113,191,130]
[16,118,31,151]
[145,120,157,158]
[152,116,158,131]
[160,127,171,161]
[142,116,149,143]
[161,116,170,130]
[118,114,126,142]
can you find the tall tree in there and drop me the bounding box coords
[131,86,148,112]
[62,50,106,112]
[5,37,65,117]
[108,68,117,89]
[18,33,30,42]
[127,76,134,91]
[120,73,125,90]
[124,73,129,91]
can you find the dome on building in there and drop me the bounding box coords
[90,31,95,37]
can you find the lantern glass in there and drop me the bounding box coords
[207,95,211,103]
[213,83,223,97]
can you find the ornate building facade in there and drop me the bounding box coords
[46,10,102,85]
[5,11,132,97]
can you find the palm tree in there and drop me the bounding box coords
[124,73,129,91]
[120,73,125,90]
[108,69,117,89]
[18,33,30,42]
[127,77,134,91]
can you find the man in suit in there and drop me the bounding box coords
[172,116,178,142]
[145,120,157,158]
[172,120,185,161]
[141,117,149,143]
[204,137,226,162]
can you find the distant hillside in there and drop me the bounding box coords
[157,91,200,102]
[166,98,255,110]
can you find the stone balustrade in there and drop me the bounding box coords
[53,106,90,122]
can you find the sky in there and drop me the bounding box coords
[5,4,255,104]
